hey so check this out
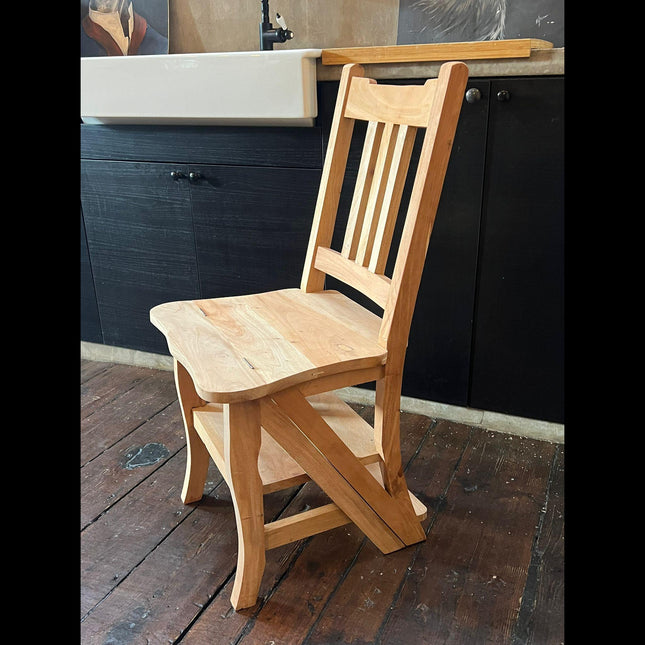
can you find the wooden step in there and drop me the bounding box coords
[192,391,382,494]
[264,461,427,550]
[192,391,426,550]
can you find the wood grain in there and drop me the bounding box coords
[224,400,265,610]
[151,288,386,403]
[321,39,553,65]
[192,391,382,494]
[81,361,564,643]
[301,63,364,293]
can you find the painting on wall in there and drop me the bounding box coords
[397,0,564,48]
[81,0,168,57]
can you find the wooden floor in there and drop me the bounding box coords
[81,360,564,645]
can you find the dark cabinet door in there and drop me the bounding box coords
[404,79,489,406]
[81,160,200,354]
[81,209,102,344]
[469,77,564,422]
[190,164,322,299]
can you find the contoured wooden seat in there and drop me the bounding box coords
[150,61,468,611]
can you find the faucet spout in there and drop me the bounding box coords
[259,0,293,50]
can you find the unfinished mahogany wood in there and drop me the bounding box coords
[150,60,469,611]
[321,39,553,66]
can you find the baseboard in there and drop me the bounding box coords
[81,341,564,444]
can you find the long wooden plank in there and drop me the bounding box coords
[270,388,425,546]
[260,396,405,554]
[379,428,557,644]
[80,454,298,643]
[305,418,472,644]
[81,365,177,465]
[264,462,427,550]
[321,39,553,65]
[81,449,221,618]
[80,399,185,529]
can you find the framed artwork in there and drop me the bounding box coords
[81,0,168,56]
[397,0,564,48]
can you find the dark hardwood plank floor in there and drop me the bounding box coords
[81,360,564,645]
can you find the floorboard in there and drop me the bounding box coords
[80,360,564,644]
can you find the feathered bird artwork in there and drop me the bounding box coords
[407,0,507,41]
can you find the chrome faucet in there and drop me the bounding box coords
[259,0,293,50]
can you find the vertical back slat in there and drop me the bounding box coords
[355,122,399,267]
[368,124,417,274]
[342,120,383,260]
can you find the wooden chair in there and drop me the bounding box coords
[150,61,468,611]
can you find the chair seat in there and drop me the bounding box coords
[150,288,387,403]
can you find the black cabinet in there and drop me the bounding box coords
[81,76,564,423]
[469,78,564,422]
[190,165,319,299]
[80,126,323,354]
[81,160,200,353]
[317,75,564,422]
[81,209,101,344]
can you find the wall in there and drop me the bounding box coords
[168,0,564,54]
[169,0,400,53]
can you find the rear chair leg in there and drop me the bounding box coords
[224,400,265,610]
[374,373,425,541]
[174,360,210,504]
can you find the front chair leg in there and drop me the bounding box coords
[224,400,265,610]
[174,360,210,504]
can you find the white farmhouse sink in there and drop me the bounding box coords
[80,49,322,126]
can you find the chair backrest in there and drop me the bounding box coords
[301,61,468,368]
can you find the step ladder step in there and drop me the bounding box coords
[192,391,382,493]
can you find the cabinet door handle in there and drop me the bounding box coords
[170,171,185,180]
[465,88,481,103]
[496,90,511,102]
[189,172,202,182]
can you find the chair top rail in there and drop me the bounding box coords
[345,77,437,127]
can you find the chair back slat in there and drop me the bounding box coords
[302,61,468,359]
[341,120,383,261]
[354,121,398,268]
[367,123,417,274]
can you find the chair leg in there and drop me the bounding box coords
[174,360,210,504]
[224,400,266,611]
[374,373,425,541]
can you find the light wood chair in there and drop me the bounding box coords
[150,61,468,611]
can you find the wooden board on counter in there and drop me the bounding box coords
[321,39,553,66]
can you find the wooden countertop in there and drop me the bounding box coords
[321,39,553,66]
[316,40,563,81]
